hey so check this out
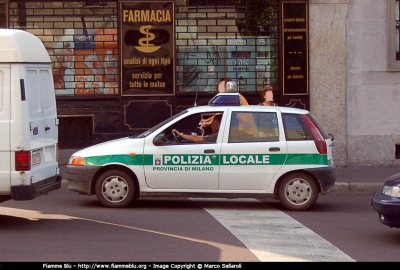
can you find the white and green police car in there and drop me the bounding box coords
[66,93,336,211]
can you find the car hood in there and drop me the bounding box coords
[71,136,145,158]
[384,172,400,186]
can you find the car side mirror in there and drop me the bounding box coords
[153,133,167,146]
[329,133,334,141]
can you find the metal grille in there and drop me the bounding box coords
[8,0,280,95]
[175,0,279,93]
[8,1,118,96]
[58,116,93,149]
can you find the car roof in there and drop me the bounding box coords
[186,105,310,114]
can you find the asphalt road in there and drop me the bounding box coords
[1,183,398,263]
[281,191,400,262]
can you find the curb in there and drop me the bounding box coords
[335,182,382,193]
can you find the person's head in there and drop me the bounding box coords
[211,114,222,133]
[218,77,232,93]
[261,86,274,102]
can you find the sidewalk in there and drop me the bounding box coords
[335,166,399,193]
[59,149,399,193]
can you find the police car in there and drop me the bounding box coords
[66,92,336,211]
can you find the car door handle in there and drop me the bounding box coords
[45,126,50,131]
[204,149,215,154]
[269,147,280,152]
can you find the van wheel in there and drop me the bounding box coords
[95,170,135,208]
[278,173,318,211]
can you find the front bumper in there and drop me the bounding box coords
[11,174,62,200]
[65,165,100,195]
[304,165,337,194]
[371,191,400,228]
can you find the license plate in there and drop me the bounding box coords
[32,152,41,165]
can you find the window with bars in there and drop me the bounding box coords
[7,0,279,96]
[175,0,279,93]
[9,1,118,96]
[58,116,93,148]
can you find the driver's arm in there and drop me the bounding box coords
[200,112,223,129]
[172,129,204,143]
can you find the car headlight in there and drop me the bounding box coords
[69,156,85,166]
[382,185,400,197]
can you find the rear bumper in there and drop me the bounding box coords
[11,174,62,200]
[304,165,337,194]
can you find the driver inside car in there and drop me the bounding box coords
[172,113,222,143]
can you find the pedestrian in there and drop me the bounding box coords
[258,86,278,106]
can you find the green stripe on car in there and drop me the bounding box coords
[83,153,330,166]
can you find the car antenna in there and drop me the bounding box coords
[194,73,200,106]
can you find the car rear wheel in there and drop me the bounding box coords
[278,172,318,211]
[95,170,135,208]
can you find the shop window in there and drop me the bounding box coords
[176,0,279,94]
[388,0,400,70]
[8,1,118,97]
[6,0,280,96]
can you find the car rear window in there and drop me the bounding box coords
[306,113,330,139]
[282,113,312,141]
[282,113,330,141]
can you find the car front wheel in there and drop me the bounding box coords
[95,170,135,208]
[278,172,318,211]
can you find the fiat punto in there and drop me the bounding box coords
[66,93,336,211]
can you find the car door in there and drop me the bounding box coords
[143,110,224,190]
[219,109,287,190]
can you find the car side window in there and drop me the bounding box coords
[229,112,279,143]
[253,112,279,141]
[156,111,224,145]
[282,113,312,141]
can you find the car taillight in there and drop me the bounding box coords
[301,115,327,154]
[15,151,31,171]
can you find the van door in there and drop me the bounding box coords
[37,68,58,147]
[0,65,11,193]
[25,66,58,183]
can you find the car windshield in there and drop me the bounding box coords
[135,110,188,138]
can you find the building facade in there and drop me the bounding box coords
[1,0,399,166]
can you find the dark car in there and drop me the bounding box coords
[371,173,400,228]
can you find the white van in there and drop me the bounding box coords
[0,29,61,202]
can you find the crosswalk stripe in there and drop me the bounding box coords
[191,198,356,262]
